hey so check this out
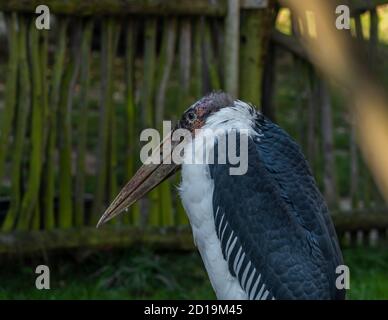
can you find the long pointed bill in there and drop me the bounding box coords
[96,133,180,227]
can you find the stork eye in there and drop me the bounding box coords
[186,111,197,122]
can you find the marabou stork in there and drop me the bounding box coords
[97,92,345,300]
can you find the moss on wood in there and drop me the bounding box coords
[0,0,228,16]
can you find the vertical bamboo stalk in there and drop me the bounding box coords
[350,14,364,209]
[155,18,177,227]
[354,13,374,208]
[204,21,221,91]
[369,8,378,67]
[350,114,359,209]
[142,18,157,126]
[141,18,159,226]
[319,79,337,209]
[37,30,50,227]
[306,66,318,169]
[92,18,119,223]
[295,63,306,149]
[31,202,40,230]
[124,20,141,225]
[155,18,177,125]
[0,13,18,185]
[175,18,192,226]
[291,11,306,148]
[261,39,276,120]
[125,20,136,182]
[214,19,225,83]
[44,18,68,229]
[224,0,239,98]
[108,20,121,207]
[58,22,82,229]
[75,19,94,227]
[58,66,74,229]
[31,28,49,231]
[179,19,192,97]
[363,8,379,206]
[92,19,109,221]
[261,6,279,121]
[159,180,173,226]
[361,158,373,208]
[2,15,29,232]
[41,30,49,150]
[191,18,203,99]
[106,19,121,225]
[354,13,363,43]
[17,19,44,231]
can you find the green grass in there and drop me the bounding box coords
[0,246,387,300]
[343,247,388,299]
[0,249,215,300]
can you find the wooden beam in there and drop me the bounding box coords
[0,226,195,254]
[0,0,228,16]
[0,211,387,254]
[271,29,310,62]
[0,0,270,15]
[334,211,388,233]
[349,0,388,13]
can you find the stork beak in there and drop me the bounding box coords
[96,132,180,227]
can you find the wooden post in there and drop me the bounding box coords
[204,20,221,91]
[354,13,363,43]
[350,112,359,209]
[224,0,240,98]
[306,66,318,171]
[239,7,267,107]
[261,39,276,120]
[319,79,337,209]
[369,7,378,65]
[261,4,279,120]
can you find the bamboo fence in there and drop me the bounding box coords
[0,0,387,253]
[0,1,268,237]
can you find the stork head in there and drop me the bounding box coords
[178,92,234,133]
[96,92,235,227]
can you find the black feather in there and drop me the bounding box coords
[209,116,345,300]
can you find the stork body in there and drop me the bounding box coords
[179,98,344,300]
[98,92,345,300]
[179,102,257,299]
